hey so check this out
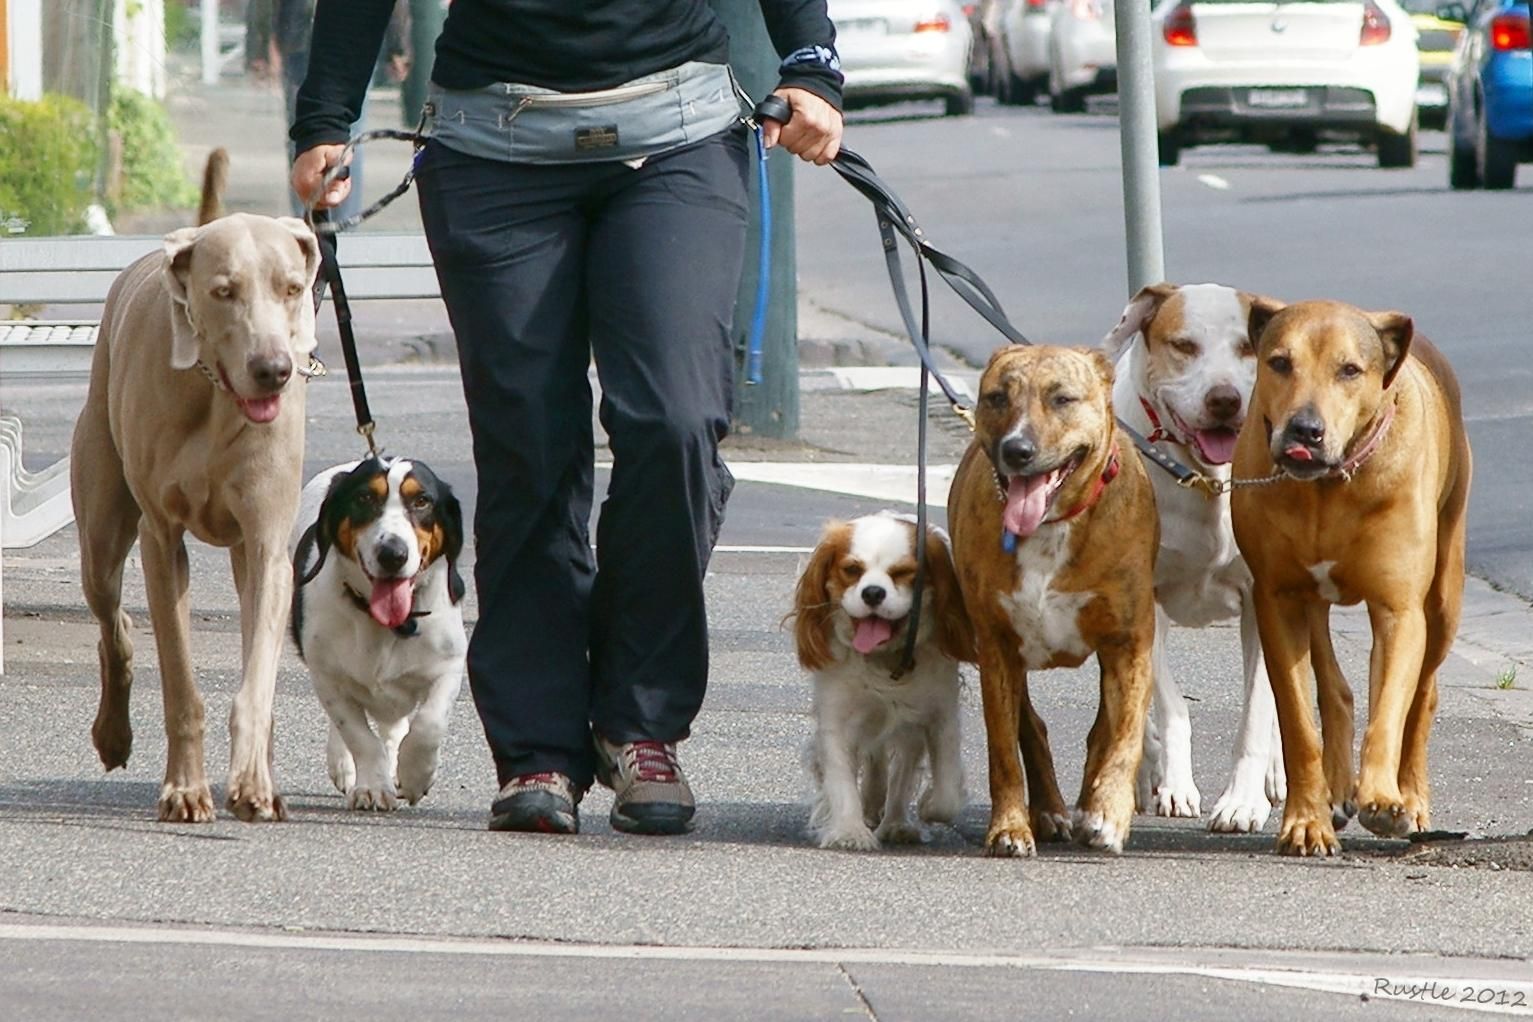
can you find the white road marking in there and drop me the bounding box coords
[1197,173,1231,190]
[990,125,1012,138]
[714,545,815,554]
[0,923,1529,1015]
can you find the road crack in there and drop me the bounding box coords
[836,962,880,1021]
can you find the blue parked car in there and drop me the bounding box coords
[1445,0,1533,188]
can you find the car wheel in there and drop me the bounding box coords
[1158,132,1181,167]
[1480,124,1518,190]
[1009,73,1038,106]
[946,90,976,117]
[1376,120,1416,169]
[1449,126,1481,190]
[1051,86,1086,114]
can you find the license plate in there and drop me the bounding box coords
[1416,82,1448,107]
[1247,88,1309,109]
[839,17,887,34]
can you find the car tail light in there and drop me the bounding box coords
[1492,13,1531,50]
[1026,0,1048,8]
[1360,0,1391,45]
[1163,3,1197,46]
[914,13,951,31]
[961,2,977,15]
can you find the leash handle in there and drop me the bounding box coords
[310,209,380,457]
[745,125,772,385]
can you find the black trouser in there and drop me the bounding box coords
[416,128,749,791]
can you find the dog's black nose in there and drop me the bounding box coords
[861,585,887,607]
[1285,412,1325,446]
[248,354,293,393]
[999,435,1036,470]
[375,535,410,575]
[1204,384,1242,422]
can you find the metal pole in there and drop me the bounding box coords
[708,0,798,440]
[402,0,446,126]
[1113,0,1166,291]
[200,0,219,85]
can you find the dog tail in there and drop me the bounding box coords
[197,148,230,226]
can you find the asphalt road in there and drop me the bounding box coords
[798,98,1533,602]
[3,89,1533,1019]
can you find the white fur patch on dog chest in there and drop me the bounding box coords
[995,528,1092,669]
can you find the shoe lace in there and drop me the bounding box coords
[514,772,564,792]
[624,741,679,783]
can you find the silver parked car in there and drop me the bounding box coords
[830,0,977,115]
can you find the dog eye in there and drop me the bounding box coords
[211,284,234,300]
[1051,392,1077,408]
[1338,363,1363,380]
[982,392,1008,410]
[1172,339,1200,357]
[1267,355,1292,374]
[411,495,433,512]
[285,282,304,298]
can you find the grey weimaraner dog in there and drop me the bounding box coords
[71,169,321,822]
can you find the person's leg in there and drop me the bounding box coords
[415,141,600,807]
[583,128,750,828]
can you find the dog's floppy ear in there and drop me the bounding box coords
[439,487,468,605]
[162,226,203,370]
[791,522,848,672]
[1247,295,1286,353]
[293,472,352,586]
[923,527,974,664]
[1102,282,1176,362]
[275,216,323,288]
[1082,347,1116,389]
[1367,311,1413,390]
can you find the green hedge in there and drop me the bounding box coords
[0,94,98,236]
[108,88,199,217]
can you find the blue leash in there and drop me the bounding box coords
[745,122,772,385]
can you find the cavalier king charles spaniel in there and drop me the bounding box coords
[792,512,973,850]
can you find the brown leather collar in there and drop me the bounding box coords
[1335,397,1396,479]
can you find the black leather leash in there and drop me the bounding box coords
[309,206,379,457]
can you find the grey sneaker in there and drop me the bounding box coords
[489,772,582,834]
[592,735,695,835]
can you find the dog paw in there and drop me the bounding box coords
[1330,799,1357,830]
[227,782,288,823]
[1031,809,1073,843]
[874,818,925,845]
[1276,811,1339,857]
[158,782,216,823]
[1152,780,1202,819]
[1356,799,1416,839]
[917,785,964,825]
[1208,790,1272,834]
[347,781,399,812]
[818,823,880,851]
[396,755,439,807]
[1071,808,1127,854]
[985,826,1037,858]
[327,749,355,796]
[91,714,134,773]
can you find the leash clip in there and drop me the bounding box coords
[954,403,976,432]
[1177,472,1228,499]
[297,354,327,380]
[357,420,379,457]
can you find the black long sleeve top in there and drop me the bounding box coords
[290,0,843,155]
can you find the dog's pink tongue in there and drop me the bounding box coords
[238,394,282,424]
[1194,429,1239,466]
[853,616,894,654]
[1003,474,1054,539]
[1284,444,1314,462]
[369,579,413,629]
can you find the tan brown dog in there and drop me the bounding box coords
[949,345,1159,856]
[1232,299,1470,856]
[71,152,321,822]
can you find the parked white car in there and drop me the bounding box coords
[1049,0,1119,112]
[831,0,977,116]
[998,0,1058,104]
[1150,0,1422,167]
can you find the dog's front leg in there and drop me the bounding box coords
[1145,606,1200,819]
[1355,601,1428,838]
[979,639,1036,857]
[918,688,965,826]
[138,522,214,822]
[1074,639,1153,853]
[874,730,925,845]
[225,537,291,822]
[810,696,879,850]
[396,672,463,805]
[1016,678,1071,842]
[1308,602,1356,830]
[1209,593,1283,833]
[1255,588,1336,856]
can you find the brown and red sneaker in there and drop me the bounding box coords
[592,735,695,835]
[488,772,583,834]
